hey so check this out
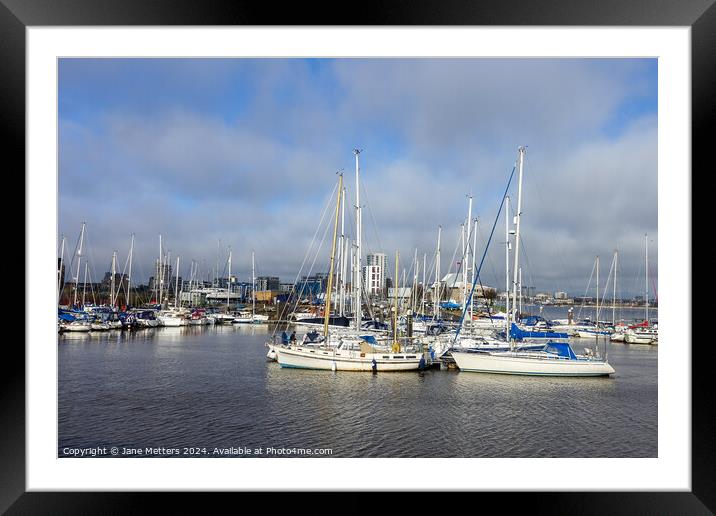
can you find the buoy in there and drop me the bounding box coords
[331,361,337,372]
[419,356,426,370]
[371,358,377,373]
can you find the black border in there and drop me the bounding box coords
[5,0,709,513]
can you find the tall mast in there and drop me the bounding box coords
[58,235,65,305]
[434,225,442,319]
[337,184,346,317]
[460,222,466,312]
[215,239,220,289]
[110,251,117,308]
[252,250,256,317]
[158,234,163,306]
[510,147,526,331]
[421,252,427,315]
[613,250,618,325]
[353,149,362,330]
[127,234,134,308]
[323,173,343,338]
[73,222,86,307]
[175,255,180,308]
[471,217,478,321]
[339,199,348,317]
[645,233,649,323]
[393,250,399,350]
[412,248,418,313]
[505,196,511,338]
[595,255,600,324]
[464,195,473,320]
[227,247,232,309]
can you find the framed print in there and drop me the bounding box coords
[5,0,711,512]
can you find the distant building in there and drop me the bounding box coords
[554,291,568,300]
[363,252,386,296]
[256,276,280,292]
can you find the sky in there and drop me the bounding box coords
[58,58,658,299]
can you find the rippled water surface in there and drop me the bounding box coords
[58,323,657,457]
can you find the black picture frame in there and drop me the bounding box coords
[5,0,708,512]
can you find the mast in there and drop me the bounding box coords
[127,234,134,308]
[645,233,649,323]
[323,173,343,338]
[412,248,418,313]
[216,239,220,289]
[158,234,163,306]
[510,147,526,332]
[595,255,600,324]
[471,217,478,321]
[434,225,442,319]
[461,222,466,312]
[337,185,346,317]
[613,250,618,325]
[340,219,348,316]
[227,247,232,309]
[421,252,427,316]
[175,256,180,308]
[393,250,399,351]
[58,235,65,305]
[353,149,362,330]
[73,222,86,307]
[464,195,473,320]
[505,195,511,338]
[252,250,256,318]
[110,251,117,308]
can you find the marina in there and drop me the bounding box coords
[58,316,657,458]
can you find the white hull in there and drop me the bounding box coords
[275,346,423,372]
[451,351,615,376]
[63,323,91,332]
[625,334,657,344]
[576,330,612,339]
[158,316,183,327]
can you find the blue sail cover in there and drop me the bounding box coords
[510,322,568,341]
[58,310,76,322]
[441,301,461,309]
[544,341,578,360]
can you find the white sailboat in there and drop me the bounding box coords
[624,234,658,344]
[233,251,269,324]
[451,147,615,377]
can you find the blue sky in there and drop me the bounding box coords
[59,58,657,297]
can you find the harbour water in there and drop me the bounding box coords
[58,306,657,458]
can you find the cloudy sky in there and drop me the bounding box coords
[58,58,657,298]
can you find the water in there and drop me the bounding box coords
[58,320,657,458]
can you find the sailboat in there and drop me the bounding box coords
[274,154,426,372]
[450,147,615,377]
[233,251,269,324]
[625,234,658,344]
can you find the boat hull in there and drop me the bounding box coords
[451,351,615,376]
[275,346,423,372]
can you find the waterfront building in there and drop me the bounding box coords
[363,252,386,296]
[256,276,280,292]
